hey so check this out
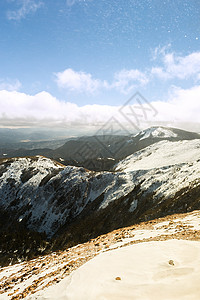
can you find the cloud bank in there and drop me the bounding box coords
[55,50,200,95]
[55,68,149,94]
[151,49,200,80]
[1,48,200,132]
[55,69,108,94]
[0,86,200,132]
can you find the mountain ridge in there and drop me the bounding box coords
[1,126,199,171]
[0,129,200,266]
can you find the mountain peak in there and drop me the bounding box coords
[134,126,178,140]
[133,126,200,142]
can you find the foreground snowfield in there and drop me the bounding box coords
[1,210,199,299]
[30,239,200,300]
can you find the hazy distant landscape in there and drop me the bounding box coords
[1,126,199,171]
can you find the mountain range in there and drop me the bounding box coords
[1,126,199,171]
[0,126,200,267]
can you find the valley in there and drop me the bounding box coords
[0,126,200,299]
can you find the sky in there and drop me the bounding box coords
[0,0,200,134]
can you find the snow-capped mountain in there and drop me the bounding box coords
[114,126,200,161]
[0,129,200,266]
[133,126,178,140]
[52,126,200,169]
[1,126,199,172]
[0,156,130,237]
[132,126,200,140]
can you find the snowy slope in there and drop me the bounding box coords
[115,139,200,171]
[112,126,200,168]
[32,240,200,300]
[1,210,200,300]
[134,126,178,140]
[0,156,135,237]
[101,139,200,214]
[0,138,200,239]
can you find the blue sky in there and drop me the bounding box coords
[0,0,200,132]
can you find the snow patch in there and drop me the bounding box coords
[129,199,138,212]
[115,139,200,171]
[30,240,200,300]
[139,127,178,140]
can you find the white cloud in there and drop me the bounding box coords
[55,68,149,94]
[55,49,200,96]
[151,67,169,79]
[7,0,43,21]
[197,73,200,82]
[112,69,149,94]
[0,79,21,91]
[55,68,108,94]
[149,85,200,128]
[0,90,118,127]
[168,85,200,122]
[0,86,200,131]
[151,44,171,61]
[151,50,200,80]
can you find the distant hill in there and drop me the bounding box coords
[1,126,199,171]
